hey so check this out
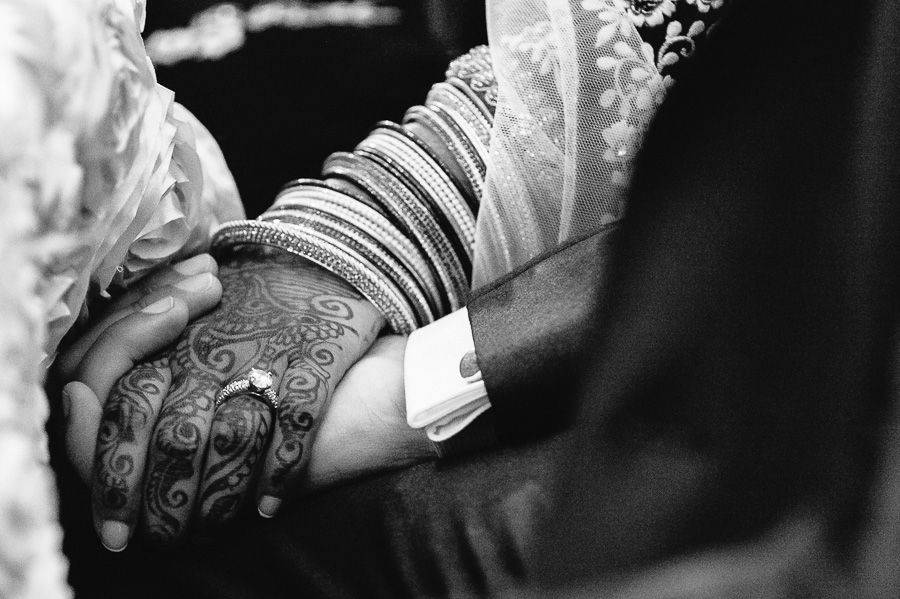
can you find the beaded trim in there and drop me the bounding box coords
[212,220,417,334]
[446,45,498,109]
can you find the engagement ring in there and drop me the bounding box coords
[215,368,279,411]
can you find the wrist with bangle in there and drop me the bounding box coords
[211,46,499,457]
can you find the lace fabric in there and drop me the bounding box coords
[474,0,721,286]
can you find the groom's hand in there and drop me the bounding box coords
[301,334,434,493]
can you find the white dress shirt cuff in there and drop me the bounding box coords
[404,307,491,444]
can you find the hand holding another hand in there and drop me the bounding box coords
[60,249,434,552]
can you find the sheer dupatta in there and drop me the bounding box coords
[474,0,670,286]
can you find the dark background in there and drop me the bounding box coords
[145,0,486,217]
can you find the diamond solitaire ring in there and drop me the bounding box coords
[215,368,279,411]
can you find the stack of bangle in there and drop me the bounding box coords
[211,46,498,334]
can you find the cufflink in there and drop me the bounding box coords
[459,349,482,382]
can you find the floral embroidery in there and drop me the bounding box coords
[614,0,678,28]
[657,19,706,75]
[686,0,724,13]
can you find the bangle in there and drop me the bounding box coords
[323,152,468,312]
[447,77,494,125]
[212,219,418,334]
[446,45,498,112]
[374,121,476,211]
[404,105,486,202]
[427,82,492,149]
[271,185,443,311]
[361,129,476,261]
[353,140,473,274]
[261,209,435,326]
[277,177,391,222]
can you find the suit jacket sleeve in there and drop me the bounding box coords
[467,224,620,445]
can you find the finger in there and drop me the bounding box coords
[59,270,221,379]
[63,297,190,484]
[107,254,218,313]
[193,357,282,534]
[92,357,170,552]
[140,353,226,546]
[194,394,274,536]
[255,361,332,517]
[62,382,104,486]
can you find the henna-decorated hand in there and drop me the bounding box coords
[75,248,384,550]
[58,253,224,485]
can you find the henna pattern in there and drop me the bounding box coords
[197,397,271,528]
[141,253,379,542]
[94,357,168,512]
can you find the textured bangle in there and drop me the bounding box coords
[361,130,476,261]
[262,209,435,325]
[354,143,473,277]
[277,177,391,222]
[404,105,486,202]
[212,219,418,334]
[447,76,494,125]
[446,45,498,111]
[427,82,492,149]
[323,151,468,312]
[374,120,475,210]
[271,185,442,310]
[428,101,489,169]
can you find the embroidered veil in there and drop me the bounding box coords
[475,0,720,285]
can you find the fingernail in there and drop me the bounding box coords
[172,254,212,276]
[173,272,214,293]
[140,296,174,315]
[60,386,71,420]
[258,496,281,518]
[100,521,130,552]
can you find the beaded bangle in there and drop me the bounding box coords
[447,77,494,124]
[354,144,472,277]
[446,45,498,111]
[269,193,443,316]
[323,152,468,311]
[427,82,492,149]
[262,209,435,325]
[404,105,486,202]
[277,177,391,222]
[375,120,475,210]
[212,220,417,334]
[428,102,489,169]
[273,185,439,299]
[362,130,475,260]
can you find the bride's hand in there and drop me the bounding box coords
[76,249,384,550]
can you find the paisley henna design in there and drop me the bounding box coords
[139,252,384,543]
[271,400,315,487]
[196,396,271,530]
[93,357,169,516]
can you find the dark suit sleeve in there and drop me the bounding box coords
[467,224,620,445]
